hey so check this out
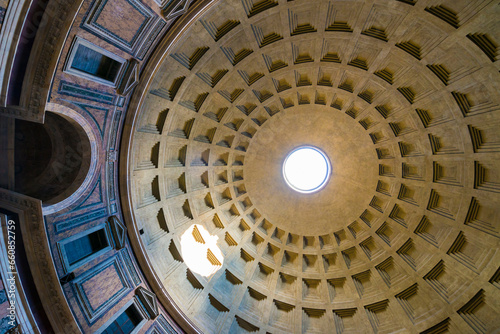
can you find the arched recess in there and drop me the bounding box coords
[14,102,100,214]
[118,0,217,332]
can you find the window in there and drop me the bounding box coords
[57,224,112,272]
[102,305,142,334]
[64,37,126,87]
[71,44,122,82]
[96,299,147,334]
[65,228,108,266]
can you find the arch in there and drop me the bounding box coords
[30,102,100,214]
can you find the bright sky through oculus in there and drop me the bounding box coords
[180,224,224,277]
[283,146,331,194]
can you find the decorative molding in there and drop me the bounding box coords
[135,287,159,319]
[83,0,166,60]
[108,110,123,151]
[0,189,80,332]
[0,0,33,108]
[155,314,179,333]
[69,177,104,212]
[55,207,107,233]
[65,101,110,138]
[120,249,141,286]
[0,0,84,122]
[108,215,127,249]
[117,59,140,96]
[162,0,191,20]
[71,254,134,325]
[58,81,117,105]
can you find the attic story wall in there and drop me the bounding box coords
[0,0,195,333]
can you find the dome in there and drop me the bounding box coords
[1,0,499,333]
[122,0,500,332]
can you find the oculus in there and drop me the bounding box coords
[282,146,331,194]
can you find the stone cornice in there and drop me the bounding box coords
[0,0,31,107]
[0,0,84,122]
[0,188,81,333]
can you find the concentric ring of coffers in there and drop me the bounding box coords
[127,0,500,332]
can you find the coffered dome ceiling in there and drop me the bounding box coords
[123,0,500,332]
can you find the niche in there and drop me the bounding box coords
[15,111,92,206]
